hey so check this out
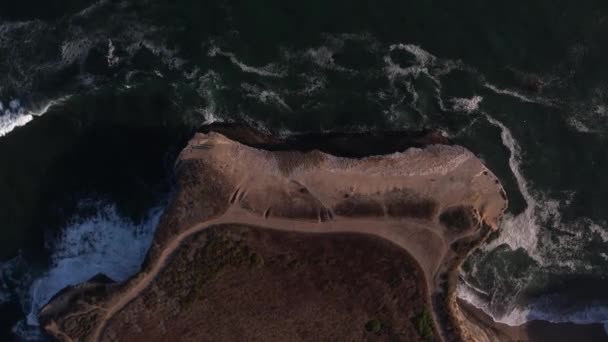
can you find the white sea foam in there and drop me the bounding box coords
[483,115,541,260]
[484,82,554,107]
[193,70,225,124]
[589,223,608,242]
[384,44,434,80]
[0,97,69,138]
[567,93,608,135]
[300,74,326,95]
[24,202,163,326]
[306,46,336,69]
[383,48,424,107]
[76,0,110,17]
[567,117,594,133]
[458,282,608,326]
[208,46,285,77]
[0,110,33,137]
[241,83,292,111]
[457,282,528,325]
[383,43,462,114]
[462,114,608,325]
[61,38,94,64]
[449,96,483,113]
[121,27,185,70]
[389,43,436,65]
[106,38,119,67]
[303,46,353,73]
[594,104,608,117]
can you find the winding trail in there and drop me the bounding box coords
[87,205,448,342]
[41,132,507,342]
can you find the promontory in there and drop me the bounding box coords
[38,125,508,341]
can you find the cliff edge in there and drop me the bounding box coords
[39,127,507,341]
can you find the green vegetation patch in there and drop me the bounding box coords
[249,253,265,268]
[365,319,383,334]
[413,309,434,340]
[158,229,254,307]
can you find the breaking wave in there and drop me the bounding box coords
[26,202,163,325]
[458,112,608,326]
[1,10,607,333]
[458,282,608,326]
[0,201,164,340]
[482,114,542,260]
[0,101,33,138]
[0,97,69,138]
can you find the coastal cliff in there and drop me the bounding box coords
[38,126,508,341]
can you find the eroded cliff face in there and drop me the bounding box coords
[39,128,507,342]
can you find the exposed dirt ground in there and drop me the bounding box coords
[101,225,434,342]
[39,130,507,342]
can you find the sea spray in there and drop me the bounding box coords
[449,96,483,114]
[458,282,608,326]
[0,100,32,138]
[459,114,608,326]
[0,201,165,340]
[24,202,163,326]
[482,114,542,261]
[0,200,164,341]
[456,113,543,324]
[0,97,70,138]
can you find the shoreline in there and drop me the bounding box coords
[458,298,608,341]
[39,130,508,341]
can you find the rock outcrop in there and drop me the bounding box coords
[39,127,507,342]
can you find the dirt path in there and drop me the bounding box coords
[46,132,507,342]
[89,206,447,342]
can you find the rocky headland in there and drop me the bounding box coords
[38,125,509,341]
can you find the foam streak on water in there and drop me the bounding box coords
[383,43,462,116]
[482,114,541,260]
[384,44,435,81]
[483,83,555,107]
[382,44,433,110]
[208,46,285,78]
[241,83,292,111]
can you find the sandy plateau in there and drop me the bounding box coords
[39,128,508,341]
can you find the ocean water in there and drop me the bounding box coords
[1,0,608,340]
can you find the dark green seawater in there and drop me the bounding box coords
[1,0,608,340]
